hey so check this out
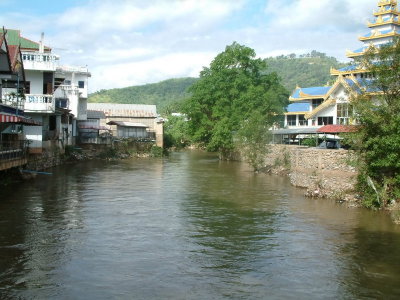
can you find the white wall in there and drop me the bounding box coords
[25,70,44,94]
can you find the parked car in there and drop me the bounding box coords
[318,140,341,149]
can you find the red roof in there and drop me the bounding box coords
[0,34,5,48]
[317,125,357,134]
[7,45,20,71]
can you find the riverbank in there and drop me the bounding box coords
[262,145,359,204]
[0,141,164,185]
[222,144,359,205]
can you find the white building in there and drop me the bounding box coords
[5,29,90,153]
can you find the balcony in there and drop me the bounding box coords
[24,94,55,113]
[22,52,60,72]
[1,89,25,111]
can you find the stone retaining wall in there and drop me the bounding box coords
[26,148,63,171]
[265,145,357,198]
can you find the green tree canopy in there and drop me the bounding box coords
[184,42,288,154]
[348,38,400,207]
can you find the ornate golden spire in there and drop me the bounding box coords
[377,0,397,7]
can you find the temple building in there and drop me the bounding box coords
[276,0,398,141]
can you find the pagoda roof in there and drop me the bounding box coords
[346,43,389,58]
[360,28,400,41]
[285,102,310,115]
[368,15,400,27]
[330,64,367,76]
[289,86,331,101]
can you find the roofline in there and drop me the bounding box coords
[284,111,309,115]
[359,31,400,42]
[330,66,370,76]
[289,95,326,101]
[4,28,52,51]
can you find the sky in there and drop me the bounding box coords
[0,0,379,92]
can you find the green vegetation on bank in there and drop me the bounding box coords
[182,42,288,160]
[346,39,400,208]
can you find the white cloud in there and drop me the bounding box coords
[0,0,381,92]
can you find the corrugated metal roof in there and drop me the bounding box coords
[87,103,158,118]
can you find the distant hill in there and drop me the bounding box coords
[264,50,348,93]
[89,77,198,114]
[88,51,348,114]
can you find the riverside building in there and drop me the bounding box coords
[275,0,399,141]
[4,29,91,153]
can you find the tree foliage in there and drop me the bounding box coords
[163,115,191,149]
[235,111,271,171]
[348,38,400,208]
[184,42,288,154]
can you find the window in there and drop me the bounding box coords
[337,103,353,125]
[298,115,307,126]
[312,99,323,110]
[49,115,57,131]
[78,81,85,89]
[287,115,296,126]
[25,81,30,94]
[318,116,333,126]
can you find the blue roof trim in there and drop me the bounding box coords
[356,78,380,93]
[286,102,310,113]
[338,65,359,72]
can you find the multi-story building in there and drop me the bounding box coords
[4,29,90,153]
[0,30,41,170]
[277,0,397,140]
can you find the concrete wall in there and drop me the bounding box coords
[265,145,357,196]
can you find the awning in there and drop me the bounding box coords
[0,113,42,126]
[271,127,320,135]
[317,125,357,134]
[107,121,148,128]
[78,124,110,130]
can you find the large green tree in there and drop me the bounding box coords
[184,42,288,155]
[349,38,400,208]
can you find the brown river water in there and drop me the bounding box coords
[0,150,399,299]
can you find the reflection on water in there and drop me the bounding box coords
[0,151,399,299]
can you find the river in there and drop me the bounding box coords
[1,151,400,299]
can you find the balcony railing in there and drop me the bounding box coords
[22,52,59,71]
[24,94,55,112]
[0,90,25,111]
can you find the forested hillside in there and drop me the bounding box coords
[88,51,348,113]
[264,50,347,92]
[89,77,198,113]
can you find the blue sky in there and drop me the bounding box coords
[0,0,378,92]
